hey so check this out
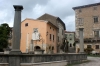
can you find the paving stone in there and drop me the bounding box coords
[74,57,100,66]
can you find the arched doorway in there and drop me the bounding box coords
[34,46,41,50]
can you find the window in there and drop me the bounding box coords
[58,36,59,42]
[50,27,51,29]
[25,23,28,27]
[94,16,98,23]
[65,34,67,37]
[87,45,91,48]
[62,30,63,35]
[78,18,83,25]
[93,6,97,10]
[70,38,72,40]
[95,45,99,49]
[69,34,72,36]
[79,9,82,12]
[70,43,72,47]
[65,34,67,39]
[53,35,54,42]
[50,34,51,40]
[94,31,99,38]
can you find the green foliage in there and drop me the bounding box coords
[73,42,76,47]
[88,54,100,57]
[0,23,10,51]
[0,37,8,51]
[60,38,69,52]
[84,47,93,54]
[77,48,93,54]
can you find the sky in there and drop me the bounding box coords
[0,0,100,31]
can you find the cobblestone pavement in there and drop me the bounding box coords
[74,57,100,66]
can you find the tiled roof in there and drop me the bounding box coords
[37,13,66,30]
[73,2,100,10]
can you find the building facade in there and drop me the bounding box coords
[20,18,58,54]
[73,2,100,53]
[65,31,75,53]
[37,13,66,53]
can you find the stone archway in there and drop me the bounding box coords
[34,46,41,50]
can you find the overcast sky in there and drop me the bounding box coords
[0,0,100,31]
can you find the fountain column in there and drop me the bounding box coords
[10,5,23,54]
[79,28,84,53]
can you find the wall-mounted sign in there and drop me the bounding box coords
[32,28,40,40]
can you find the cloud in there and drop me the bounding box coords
[0,0,100,31]
[63,15,75,31]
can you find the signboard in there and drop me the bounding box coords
[32,28,40,40]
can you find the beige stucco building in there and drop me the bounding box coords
[9,13,66,54]
[20,18,58,54]
[37,13,66,53]
[73,2,100,53]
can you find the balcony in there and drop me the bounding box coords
[75,37,100,43]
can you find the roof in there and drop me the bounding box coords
[73,2,100,10]
[37,13,66,30]
[21,18,58,28]
[21,18,48,23]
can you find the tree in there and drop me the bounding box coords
[60,38,69,53]
[0,23,11,52]
[84,47,93,54]
[73,42,76,49]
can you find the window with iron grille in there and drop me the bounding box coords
[95,45,99,49]
[87,45,91,48]
[78,18,83,25]
[50,34,51,40]
[94,16,98,23]
[94,31,99,38]
[93,6,97,10]
[53,35,54,42]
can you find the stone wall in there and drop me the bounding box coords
[21,60,67,66]
[75,5,100,39]
[0,53,87,66]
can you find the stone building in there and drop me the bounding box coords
[73,2,100,53]
[37,13,66,53]
[65,31,75,53]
